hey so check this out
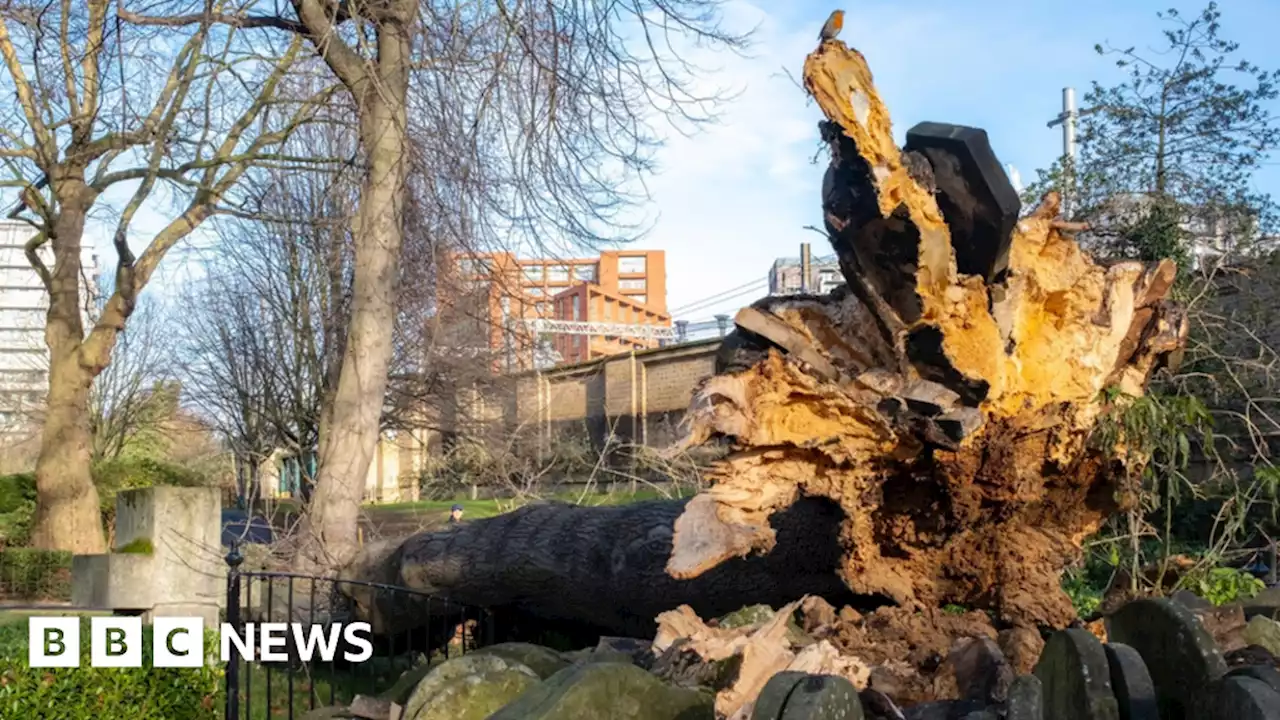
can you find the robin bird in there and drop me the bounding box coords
[819,9,844,41]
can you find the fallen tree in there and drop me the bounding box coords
[347,497,862,639]
[347,36,1187,635]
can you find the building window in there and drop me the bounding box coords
[572,295,582,320]
[460,258,491,276]
[547,265,570,282]
[523,265,544,282]
[536,302,547,314]
[575,264,598,282]
[618,256,646,274]
[633,294,647,305]
[619,278,646,291]
[527,287,544,297]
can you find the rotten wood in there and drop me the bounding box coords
[664,38,1189,628]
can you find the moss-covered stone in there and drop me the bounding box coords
[489,661,714,720]
[401,653,541,720]
[470,643,571,678]
[717,604,776,629]
[115,537,154,554]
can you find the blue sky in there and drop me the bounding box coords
[117,1,1280,323]
[640,0,1280,321]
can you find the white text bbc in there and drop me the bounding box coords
[27,617,374,668]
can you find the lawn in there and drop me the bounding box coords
[370,485,692,515]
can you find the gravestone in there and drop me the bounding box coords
[1195,675,1280,720]
[1104,643,1158,720]
[72,486,223,624]
[1106,598,1228,719]
[1006,674,1044,720]
[1227,665,1280,695]
[1033,628,1120,720]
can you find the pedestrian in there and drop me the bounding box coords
[448,503,464,524]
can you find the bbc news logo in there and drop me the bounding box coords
[28,617,374,668]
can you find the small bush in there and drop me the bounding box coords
[0,548,72,602]
[0,618,222,719]
[1186,565,1266,606]
[0,473,35,514]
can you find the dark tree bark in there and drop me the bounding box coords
[346,497,866,639]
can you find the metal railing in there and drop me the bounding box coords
[223,544,498,719]
[0,547,73,607]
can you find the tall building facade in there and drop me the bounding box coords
[439,249,671,370]
[767,255,843,296]
[0,220,100,432]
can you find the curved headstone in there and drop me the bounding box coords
[778,674,865,720]
[488,662,714,720]
[1032,628,1120,720]
[1227,665,1280,695]
[1103,643,1158,720]
[1006,674,1044,720]
[1106,598,1227,719]
[1196,676,1280,720]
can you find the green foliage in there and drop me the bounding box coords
[1092,390,1213,493]
[1122,197,1190,268]
[941,604,968,615]
[0,473,35,514]
[1062,571,1104,618]
[1024,3,1280,264]
[93,457,211,515]
[0,473,37,548]
[115,538,154,555]
[1185,566,1266,606]
[0,618,221,719]
[0,549,72,602]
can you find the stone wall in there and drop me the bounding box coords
[500,339,719,452]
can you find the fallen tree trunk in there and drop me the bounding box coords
[664,39,1187,628]
[348,497,864,638]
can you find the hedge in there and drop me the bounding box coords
[0,617,222,720]
[0,548,72,602]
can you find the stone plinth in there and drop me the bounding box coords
[72,486,224,624]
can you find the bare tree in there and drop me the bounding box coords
[0,1,337,552]
[89,290,176,463]
[128,0,748,570]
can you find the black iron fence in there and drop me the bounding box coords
[0,547,73,606]
[223,544,498,720]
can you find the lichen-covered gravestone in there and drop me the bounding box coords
[1106,598,1227,719]
[470,643,571,678]
[751,672,865,720]
[1005,674,1044,720]
[400,653,541,720]
[488,662,714,720]
[1032,628,1119,720]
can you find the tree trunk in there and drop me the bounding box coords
[30,202,106,554]
[345,497,864,639]
[298,84,407,571]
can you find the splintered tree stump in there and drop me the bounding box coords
[665,39,1187,628]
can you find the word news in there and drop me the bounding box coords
[27,616,374,668]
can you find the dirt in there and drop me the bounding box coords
[797,597,1020,706]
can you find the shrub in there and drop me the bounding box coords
[0,548,72,602]
[0,618,222,719]
[1185,565,1266,606]
[0,473,35,514]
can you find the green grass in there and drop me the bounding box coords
[369,486,690,514]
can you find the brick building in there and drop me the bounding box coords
[439,249,671,370]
